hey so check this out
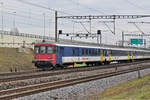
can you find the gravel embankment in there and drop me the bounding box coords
[0,62,148,90]
[14,68,150,100]
[0,68,114,90]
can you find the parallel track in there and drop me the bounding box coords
[0,63,149,100]
[0,60,149,83]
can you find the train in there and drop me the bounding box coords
[32,41,150,69]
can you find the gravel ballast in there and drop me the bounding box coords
[14,68,150,100]
[0,62,146,90]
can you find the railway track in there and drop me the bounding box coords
[0,63,149,100]
[0,60,149,83]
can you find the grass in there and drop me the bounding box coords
[0,47,36,72]
[82,75,150,100]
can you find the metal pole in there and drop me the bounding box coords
[73,21,75,33]
[72,22,75,41]
[43,13,45,40]
[71,36,73,42]
[13,12,16,29]
[49,19,51,38]
[97,34,99,44]
[122,31,124,46]
[1,2,3,38]
[89,17,91,34]
[55,11,58,42]
[144,39,146,48]
[113,15,116,35]
[100,33,102,45]
[12,12,16,46]
[138,67,141,78]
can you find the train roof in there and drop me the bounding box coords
[35,40,150,52]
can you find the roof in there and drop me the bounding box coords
[35,40,150,52]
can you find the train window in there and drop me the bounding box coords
[40,46,46,54]
[94,49,97,55]
[92,49,94,55]
[96,49,98,55]
[84,49,86,55]
[34,46,39,54]
[89,49,91,55]
[86,49,88,55]
[47,46,57,54]
[97,49,100,55]
[72,49,75,55]
[82,49,84,55]
[98,49,100,55]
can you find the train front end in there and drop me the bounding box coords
[32,43,57,69]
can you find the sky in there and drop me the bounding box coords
[0,0,150,46]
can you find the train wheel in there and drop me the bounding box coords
[86,63,90,67]
[58,65,64,69]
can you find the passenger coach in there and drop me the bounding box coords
[32,42,150,69]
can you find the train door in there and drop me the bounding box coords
[100,49,103,63]
[104,50,108,61]
[131,51,134,60]
[75,48,79,62]
[128,51,130,60]
[72,47,79,62]
[108,50,111,62]
[129,51,133,61]
[59,47,64,63]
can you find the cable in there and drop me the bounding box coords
[68,0,105,14]
[123,0,150,13]
[16,0,73,15]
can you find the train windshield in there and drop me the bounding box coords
[34,46,57,54]
[47,46,57,53]
[40,46,46,54]
[34,46,40,54]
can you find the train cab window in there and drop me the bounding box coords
[40,46,46,54]
[47,46,57,54]
[34,46,39,54]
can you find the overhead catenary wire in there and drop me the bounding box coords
[15,0,111,34]
[6,0,106,35]
[16,0,74,16]
[123,0,150,13]
[67,0,105,14]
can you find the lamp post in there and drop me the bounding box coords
[55,11,58,42]
[43,13,45,40]
[13,12,16,29]
[49,19,51,38]
[1,2,3,38]
[12,11,16,45]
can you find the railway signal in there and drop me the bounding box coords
[58,30,102,44]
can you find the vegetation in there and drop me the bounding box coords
[82,75,150,100]
[0,47,35,72]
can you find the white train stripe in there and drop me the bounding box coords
[62,56,150,63]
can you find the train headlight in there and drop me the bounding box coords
[35,56,38,59]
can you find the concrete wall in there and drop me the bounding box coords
[0,34,53,48]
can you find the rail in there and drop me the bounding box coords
[0,60,149,83]
[0,64,149,100]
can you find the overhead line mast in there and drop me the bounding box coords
[57,15,150,40]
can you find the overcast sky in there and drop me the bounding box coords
[1,0,150,46]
